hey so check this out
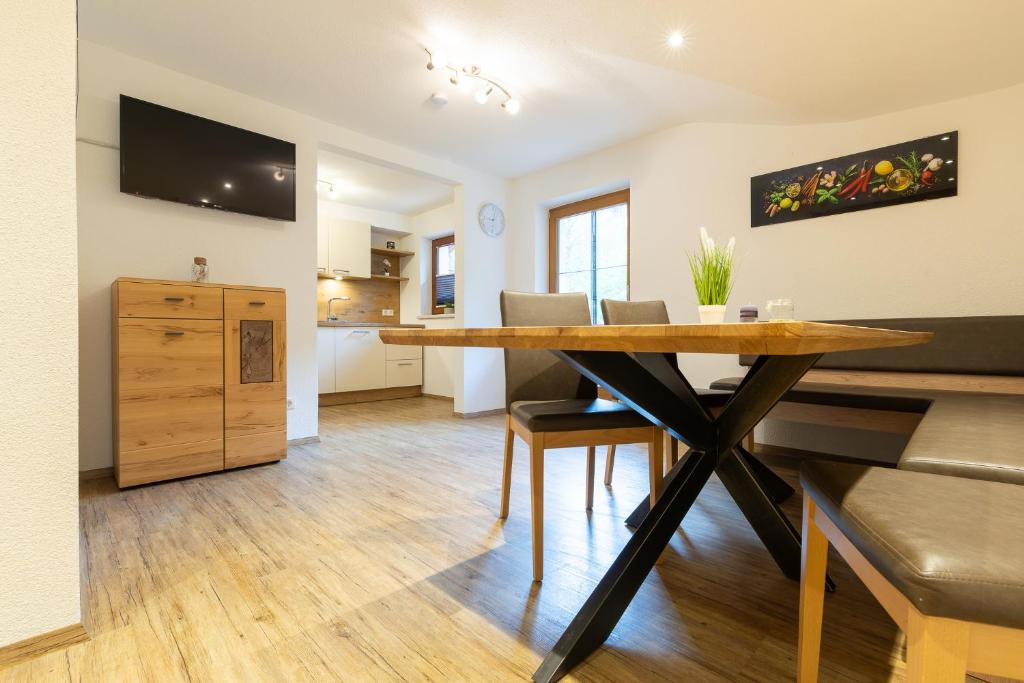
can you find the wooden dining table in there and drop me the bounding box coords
[379,321,932,682]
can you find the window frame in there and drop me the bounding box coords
[431,234,455,315]
[547,188,631,308]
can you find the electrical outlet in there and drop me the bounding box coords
[287,398,295,410]
[382,308,394,317]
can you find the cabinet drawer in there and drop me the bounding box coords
[118,319,223,390]
[118,385,224,451]
[225,431,286,469]
[117,281,222,319]
[384,342,422,360]
[118,439,224,487]
[224,288,285,321]
[386,358,422,388]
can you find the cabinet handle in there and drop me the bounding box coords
[397,362,413,366]
[317,267,327,272]
[164,331,185,336]
[333,269,350,274]
[249,301,266,306]
[350,330,370,335]
[164,296,185,302]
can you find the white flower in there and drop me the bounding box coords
[699,226,715,251]
[726,237,736,255]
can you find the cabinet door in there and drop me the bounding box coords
[335,329,385,392]
[317,327,336,394]
[385,359,423,388]
[224,288,287,469]
[327,218,371,279]
[317,224,330,275]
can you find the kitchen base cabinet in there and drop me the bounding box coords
[318,325,423,403]
[112,278,286,487]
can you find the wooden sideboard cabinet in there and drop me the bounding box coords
[112,277,286,487]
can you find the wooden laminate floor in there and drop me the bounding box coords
[2,397,975,681]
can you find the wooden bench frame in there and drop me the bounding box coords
[799,495,1024,682]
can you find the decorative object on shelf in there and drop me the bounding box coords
[765,298,795,321]
[385,240,397,250]
[381,258,392,277]
[424,48,520,115]
[688,227,735,324]
[751,131,957,227]
[240,320,274,383]
[478,202,505,237]
[443,302,455,315]
[739,305,758,323]
[190,256,209,283]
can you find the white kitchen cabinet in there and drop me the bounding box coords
[386,359,423,388]
[384,343,423,361]
[326,218,371,279]
[316,223,329,275]
[317,327,336,394]
[334,328,385,392]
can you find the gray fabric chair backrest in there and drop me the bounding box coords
[500,290,596,411]
[600,299,670,326]
[601,299,678,370]
[739,316,1024,376]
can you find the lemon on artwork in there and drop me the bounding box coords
[779,197,793,209]
[874,160,894,176]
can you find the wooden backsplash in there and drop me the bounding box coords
[317,277,401,323]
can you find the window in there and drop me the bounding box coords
[548,189,629,323]
[431,234,455,314]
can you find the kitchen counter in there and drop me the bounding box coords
[318,321,425,329]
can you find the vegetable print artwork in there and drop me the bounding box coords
[750,131,957,227]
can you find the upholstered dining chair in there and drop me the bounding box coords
[599,299,681,485]
[499,290,664,582]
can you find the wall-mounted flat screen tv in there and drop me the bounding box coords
[120,95,296,221]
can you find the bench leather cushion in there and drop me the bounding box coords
[801,462,1024,629]
[898,395,1024,485]
[741,316,1024,376]
[708,377,932,413]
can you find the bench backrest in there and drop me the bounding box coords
[742,315,1024,376]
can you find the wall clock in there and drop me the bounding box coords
[478,202,505,237]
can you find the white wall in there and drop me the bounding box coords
[508,84,1024,394]
[317,199,411,233]
[78,42,509,470]
[403,203,458,398]
[0,1,81,647]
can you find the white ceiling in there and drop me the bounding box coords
[317,148,453,215]
[81,0,1024,178]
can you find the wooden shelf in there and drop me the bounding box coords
[371,247,414,258]
[371,274,408,282]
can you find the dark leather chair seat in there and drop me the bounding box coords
[898,395,1024,485]
[511,398,651,432]
[512,389,731,433]
[801,461,1024,629]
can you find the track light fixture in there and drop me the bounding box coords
[424,48,520,115]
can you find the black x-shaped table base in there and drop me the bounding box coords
[533,350,832,682]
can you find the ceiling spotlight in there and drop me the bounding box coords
[502,98,521,115]
[273,168,285,181]
[223,182,233,189]
[328,183,339,198]
[475,86,493,105]
[430,92,450,106]
[427,48,447,71]
[668,32,684,48]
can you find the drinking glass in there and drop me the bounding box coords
[766,298,795,320]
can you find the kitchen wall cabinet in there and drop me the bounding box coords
[112,277,286,487]
[326,217,371,279]
[317,224,329,275]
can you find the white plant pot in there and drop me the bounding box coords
[698,305,727,324]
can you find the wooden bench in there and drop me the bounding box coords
[711,316,1024,466]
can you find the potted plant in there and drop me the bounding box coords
[687,227,735,324]
[443,301,455,315]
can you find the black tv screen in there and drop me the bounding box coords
[120,95,296,221]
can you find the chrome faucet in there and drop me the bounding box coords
[327,296,350,321]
